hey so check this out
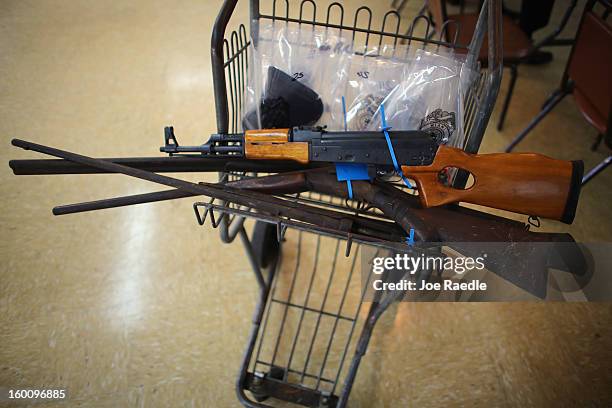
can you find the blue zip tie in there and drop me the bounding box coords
[342,95,350,197]
[379,105,415,246]
[341,96,348,131]
[346,179,353,199]
[406,228,415,246]
[380,104,413,189]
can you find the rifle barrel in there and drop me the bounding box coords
[9,157,316,175]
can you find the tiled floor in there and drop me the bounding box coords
[1,0,611,407]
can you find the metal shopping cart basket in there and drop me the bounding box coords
[196,0,503,406]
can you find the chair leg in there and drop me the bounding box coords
[541,89,562,110]
[591,133,604,151]
[497,65,518,131]
[582,156,612,186]
[504,88,569,152]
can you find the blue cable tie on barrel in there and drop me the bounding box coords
[380,104,413,189]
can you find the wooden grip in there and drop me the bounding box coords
[401,145,583,223]
[244,128,309,164]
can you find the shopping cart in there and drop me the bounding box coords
[196,0,503,406]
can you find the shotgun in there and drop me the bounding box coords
[159,126,584,223]
[229,168,587,297]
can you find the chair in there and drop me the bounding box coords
[426,0,578,131]
[505,0,612,185]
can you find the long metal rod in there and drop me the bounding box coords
[211,0,239,134]
[44,168,409,242]
[53,189,192,215]
[58,188,406,242]
[582,156,612,186]
[496,65,518,131]
[504,89,569,152]
[10,139,357,234]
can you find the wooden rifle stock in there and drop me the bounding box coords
[243,130,583,223]
[402,145,583,224]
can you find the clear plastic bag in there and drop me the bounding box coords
[243,21,351,130]
[327,44,412,131]
[244,22,479,144]
[367,47,478,147]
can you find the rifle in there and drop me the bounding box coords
[9,140,586,297]
[159,126,584,223]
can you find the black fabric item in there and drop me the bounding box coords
[242,96,291,130]
[265,66,324,126]
[242,66,324,130]
[519,0,555,38]
[260,96,291,128]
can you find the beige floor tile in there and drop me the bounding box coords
[0,308,129,401]
[1,0,611,407]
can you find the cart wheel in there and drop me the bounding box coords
[251,221,280,268]
[250,366,286,402]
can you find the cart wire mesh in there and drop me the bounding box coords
[203,0,503,406]
[211,0,502,249]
